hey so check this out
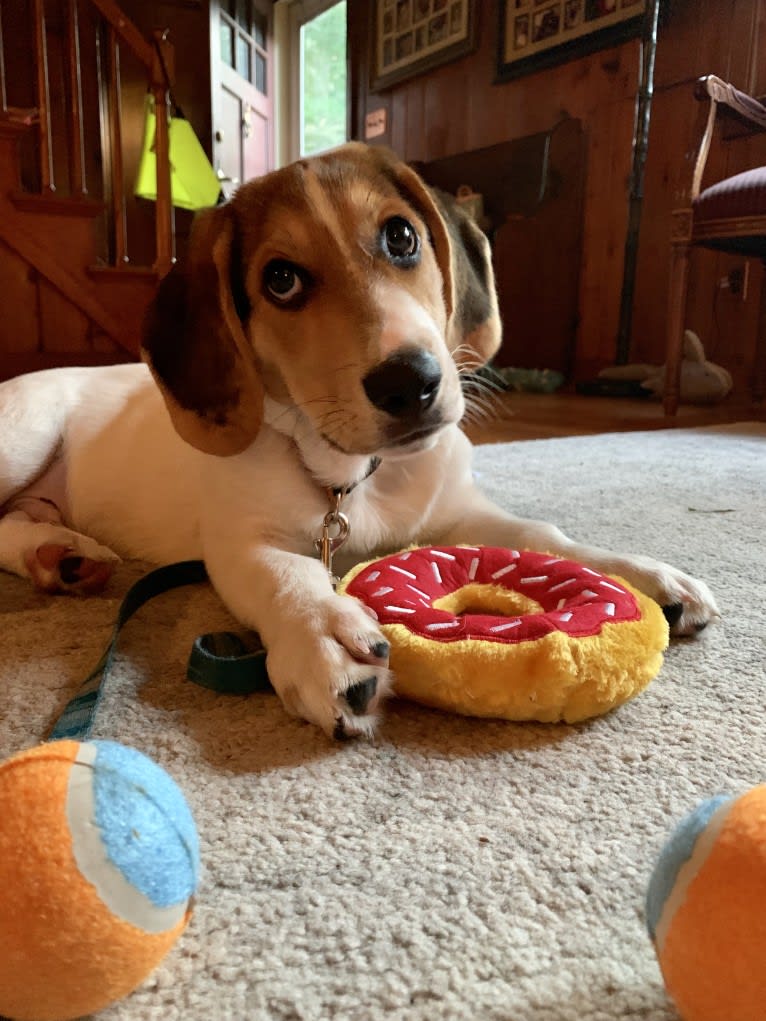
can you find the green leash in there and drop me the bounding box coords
[48,561,272,741]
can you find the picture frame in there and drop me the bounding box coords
[370,0,477,92]
[497,0,646,83]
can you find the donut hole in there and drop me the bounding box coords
[433,583,543,620]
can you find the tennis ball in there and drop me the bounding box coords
[0,739,200,1021]
[646,786,766,1021]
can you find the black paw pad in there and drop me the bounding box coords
[662,603,684,628]
[344,677,378,715]
[333,718,350,741]
[59,556,85,585]
[370,640,390,660]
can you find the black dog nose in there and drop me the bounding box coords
[363,348,442,418]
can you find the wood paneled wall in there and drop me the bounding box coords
[350,0,766,390]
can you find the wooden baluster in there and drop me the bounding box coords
[32,0,54,192]
[66,0,87,195]
[151,30,174,275]
[0,3,8,114]
[107,26,127,263]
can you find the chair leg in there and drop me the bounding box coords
[664,239,691,417]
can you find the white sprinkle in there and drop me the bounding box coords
[599,580,625,594]
[430,549,456,561]
[384,605,416,614]
[371,586,394,598]
[604,602,616,616]
[557,598,567,610]
[548,577,577,593]
[491,563,517,580]
[367,571,381,583]
[431,561,443,585]
[489,620,523,633]
[468,557,480,581]
[426,621,461,631]
[582,567,602,577]
[398,551,412,560]
[582,589,599,599]
[520,575,549,585]
[390,565,417,580]
[542,557,563,566]
[407,584,430,601]
[558,612,573,622]
[457,545,481,552]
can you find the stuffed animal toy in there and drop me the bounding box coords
[598,330,732,404]
[339,545,669,723]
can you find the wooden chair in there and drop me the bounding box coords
[665,75,766,416]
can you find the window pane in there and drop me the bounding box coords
[301,2,347,157]
[253,10,267,49]
[220,22,234,67]
[235,0,250,33]
[236,33,251,81]
[255,51,267,95]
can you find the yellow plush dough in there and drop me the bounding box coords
[0,740,199,1021]
[339,546,668,722]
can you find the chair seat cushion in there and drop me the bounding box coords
[694,166,766,221]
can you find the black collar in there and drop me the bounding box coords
[330,456,382,498]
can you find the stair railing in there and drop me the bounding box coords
[12,0,174,275]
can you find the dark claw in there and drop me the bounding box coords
[344,676,378,715]
[370,640,390,660]
[694,620,709,633]
[662,603,684,629]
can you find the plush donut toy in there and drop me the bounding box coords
[339,546,668,723]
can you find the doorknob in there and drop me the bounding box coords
[242,105,252,139]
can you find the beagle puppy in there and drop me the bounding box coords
[0,143,717,738]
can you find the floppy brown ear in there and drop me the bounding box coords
[141,206,263,456]
[429,188,502,369]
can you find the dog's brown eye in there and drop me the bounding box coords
[381,217,419,265]
[263,260,305,304]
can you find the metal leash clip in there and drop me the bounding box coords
[314,489,350,587]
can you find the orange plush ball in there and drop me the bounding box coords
[0,740,199,1021]
[646,786,766,1021]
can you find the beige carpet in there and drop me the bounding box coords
[1,422,764,1021]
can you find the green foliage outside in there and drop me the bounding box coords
[302,2,347,156]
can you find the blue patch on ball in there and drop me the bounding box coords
[91,741,200,908]
[645,793,732,940]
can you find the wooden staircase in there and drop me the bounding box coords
[0,0,175,382]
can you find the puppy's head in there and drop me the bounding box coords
[142,143,500,457]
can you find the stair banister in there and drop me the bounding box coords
[23,0,175,273]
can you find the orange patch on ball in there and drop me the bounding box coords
[0,740,199,1021]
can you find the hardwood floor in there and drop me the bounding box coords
[462,389,765,444]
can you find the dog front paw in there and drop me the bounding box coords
[614,557,720,637]
[266,593,393,738]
